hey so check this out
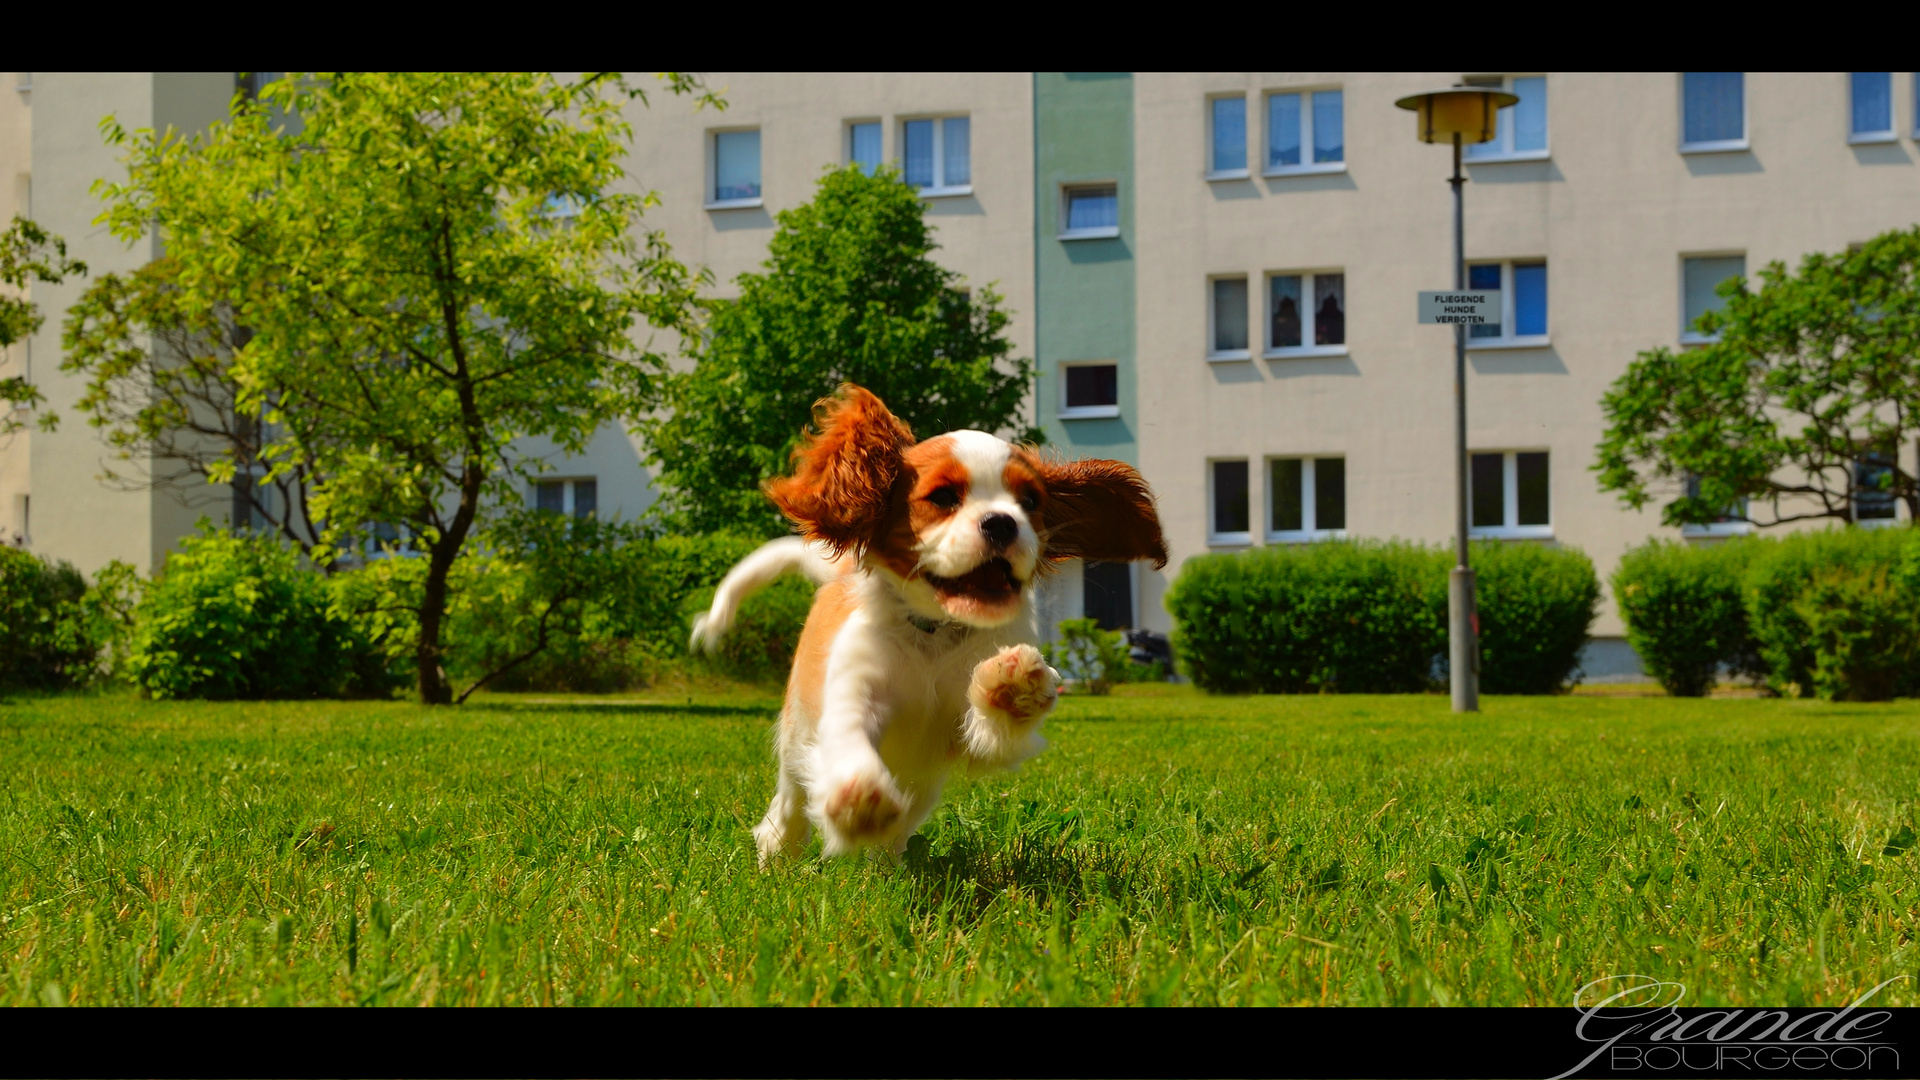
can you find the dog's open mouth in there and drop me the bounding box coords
[925,558,1023,605]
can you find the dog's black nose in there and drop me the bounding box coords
[979,512,1019,548]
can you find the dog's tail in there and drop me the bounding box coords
[690,536,842,653]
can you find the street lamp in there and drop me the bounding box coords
[1395,85,1517,714]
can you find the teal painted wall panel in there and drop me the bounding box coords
[1033,73,1136,463]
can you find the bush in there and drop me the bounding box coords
[1745,527,1920,700]
[1613,540,1762,696]
[1167,541,1444,694]
[1167,540,1601,695]
[128,528,362,700]
[1044,617,1144,696]
[1469,541,1602,694]
[0,547,90,690]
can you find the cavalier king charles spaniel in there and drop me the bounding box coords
[693,385,1167,863]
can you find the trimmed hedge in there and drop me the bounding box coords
[1166,540,1600,695]
[128,529,363,700]
[1744,527,1920,701]
[1611,539,1762,697]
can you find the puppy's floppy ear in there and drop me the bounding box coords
[764,384,915,556]
[1035,456,1169,569]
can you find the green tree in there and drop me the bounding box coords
[0,216,86,435]
[1596,227,1920,528]
[81,72,710,703]
[642,165,1039,537]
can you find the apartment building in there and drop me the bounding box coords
[4,73,1917,676]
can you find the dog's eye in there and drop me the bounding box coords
[1018,492,1039,513]
[926,486,961,509]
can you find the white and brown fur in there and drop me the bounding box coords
[692,385,1167,863]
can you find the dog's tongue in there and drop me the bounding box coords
[948,560,1016,596]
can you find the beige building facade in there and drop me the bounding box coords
[4,72,1916,676]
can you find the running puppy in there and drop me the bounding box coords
[692,385,1167,863]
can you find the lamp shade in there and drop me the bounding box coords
[1394,86,1521,145]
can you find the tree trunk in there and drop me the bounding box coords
[415,540,457,705]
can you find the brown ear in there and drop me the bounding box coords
[763,385,915,556]
[1035,455,1169,569]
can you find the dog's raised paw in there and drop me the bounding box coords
[824,772,904,840]
[969,643,1061,727]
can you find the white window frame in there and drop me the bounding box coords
[1205,94,1250,181]
[846,118,884,174]
[1462,74,1549,163]
[1058,361,1120,420]
[899,115,972,198]
[1679,474,1751,537]
[705,127,763,211]
[532,477,598,518]
[1059,184,1120,241]
[1207,275,1252,362]
[1208,457,1253,546]
[1263,270,1348,359]
[1680,252,1746,345]
[1263,87,1347,178]
[1679,73,1749,155]
[1265,456,1347,544]
[1848,72,1897,145]
[1464,260,1549,351]
[1469,451,1553,540]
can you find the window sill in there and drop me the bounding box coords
[919,184,974,199]
[1682,522,1751,537]
[1679,139,1749,155]
[1263,161,1347,178]
[1205,168,1251,182]
[1678,332,1721,346]
[1470,525,1554,540]
[1058,405,1120,420]
[1264,345,1348,360]
[1268,530,1346,544]
[1465,149,1551,164]
[1208,533,1253,548]
[1466,336,1551,352]
[1059,226,1120,241]
[1848,132,1898,146]
[1206,349,1253,363]
[1855,515,1901,529]
[705,197,764,211]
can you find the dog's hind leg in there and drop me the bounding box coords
[753,767,811,867]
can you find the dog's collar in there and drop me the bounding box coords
[907,613,946,634]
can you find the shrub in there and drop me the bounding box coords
[1167,541,1444,694]
[1744,527,1920,700]
[1612,540,1762,696]
[0,547,91,690]
[1045,618,1138,696]
[681,574,816,684]
[128,527,361,700]
[1464,541,1601,694]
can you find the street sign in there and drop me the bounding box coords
[1418,290,1500,326]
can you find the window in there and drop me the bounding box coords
[1850,73,1895,143]
[1469,452,1551,538]
[1266,89,1344,174]
[1211,459,1251,541]
[1681,474,1750,536]
[1266,272,1345,355]
[1208,96,1248,178]
[902,116,970,195]
[1268,457,1346,541]
[1060,184,1119,240]
[233,467,277,534]
[1083,560,1133,630]
[1681,73,1746,152]
[1210,277,1250,359]
[849,121,882,175]
[710,130,761,207]
[1060,363,1119,419]
[1682,255,1745,343]
[1855,451,1897,523]
[1466,261,1548,345]
[1464,75,1548,161]
[533,478,598,519]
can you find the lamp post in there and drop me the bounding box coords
[1395,85,1517,714]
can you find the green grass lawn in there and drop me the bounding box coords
[2,686,1917,1006]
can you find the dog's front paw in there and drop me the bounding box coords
[970,643,1061,726]
[822,770,905,847]
[963,645,1058,768]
